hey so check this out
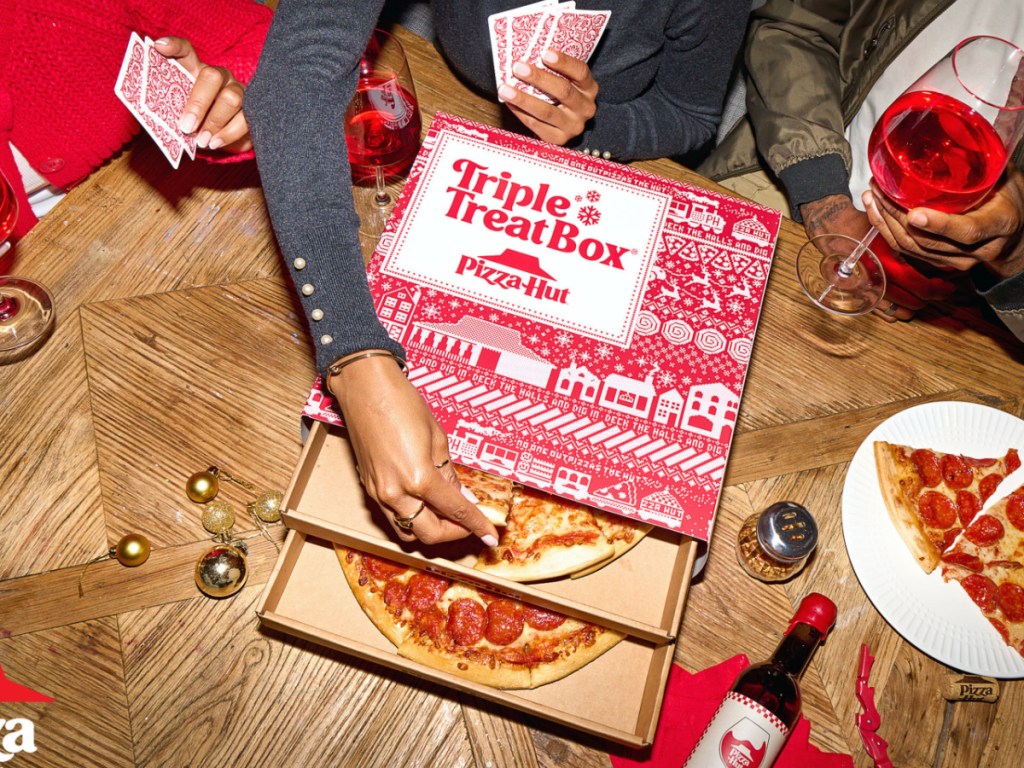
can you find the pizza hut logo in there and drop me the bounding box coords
[719,717,769,768]
[455,249,568,304]
[0,664,52,762]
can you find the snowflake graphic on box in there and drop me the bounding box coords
[309,114,781,541]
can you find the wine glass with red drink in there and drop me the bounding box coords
[345,28,421,237]
[796,36,1024,315]
[0,169,55,365]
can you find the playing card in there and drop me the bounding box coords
[489,0,557,100]
[114,32,184,169]
[514,9,560,101]
[142,37,199,159]
[487,13,511,94]
[545,9,611,64]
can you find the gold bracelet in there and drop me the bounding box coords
[326,350,408,378]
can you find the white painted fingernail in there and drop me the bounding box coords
[481,534,499,548]
[196,130,211,149]
[512,61,531,78]
[179,113,197,134]
[499,84,517,101]
[461,485,480,504]
[207,136,224,150]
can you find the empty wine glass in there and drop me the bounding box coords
[0,169,55,365]
[796,35,1024,315]
[344,28,421,240]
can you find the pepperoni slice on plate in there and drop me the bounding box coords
[941,455,974,489]
[919,491,957,529]
[1008,449,1021,474]
[997,582,1024,623]
[964,514,1005,548]
[979,473,1004,503]
[988,617,1011,645]
[1007,494,1024,532]
[911,449,942,487]
[956,490,981,527]
[941,551,984,572]
[960,573,999,611]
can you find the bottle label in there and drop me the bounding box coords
[682,691,790,768]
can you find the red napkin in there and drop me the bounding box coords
[610,655,853,768]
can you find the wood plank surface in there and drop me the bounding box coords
[2,22,1023,768]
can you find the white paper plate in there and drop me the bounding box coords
[843,401,1024,677]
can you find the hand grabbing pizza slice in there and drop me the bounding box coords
[474,486,615,581]
[874,441,1020,572]
[453,463,513,527]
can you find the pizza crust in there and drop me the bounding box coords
[335,546,411,646]
[874,441,940,572]
[396,635,533,689]
[526,623,625,688]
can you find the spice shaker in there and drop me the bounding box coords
[736,501,818,582]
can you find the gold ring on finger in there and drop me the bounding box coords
[394,502,425,531]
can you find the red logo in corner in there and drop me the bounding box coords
[0,665,52,703]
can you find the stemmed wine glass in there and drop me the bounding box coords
[796,35,1024,315]
[344,28,422,240]
[0,169,55,365]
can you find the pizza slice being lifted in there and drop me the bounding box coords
[474,485,616,582]
[453,463,514,527]
[873,441,1020,573]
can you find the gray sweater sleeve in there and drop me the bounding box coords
[245,0,405,375]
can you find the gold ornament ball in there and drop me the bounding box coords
[194,544,248,598]
[202,500,236,534]
[249,489,283,523]
[115,533,152,567]
[186,469,220,503]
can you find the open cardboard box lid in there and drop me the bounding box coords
[257,530,676,747]
[283,421,695,643]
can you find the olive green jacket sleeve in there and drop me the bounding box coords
[700,0,953,219]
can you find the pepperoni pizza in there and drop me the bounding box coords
[939,483,1024,657]
[873,441,1020,572]
[336,545,624,688]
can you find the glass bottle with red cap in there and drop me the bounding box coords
[681,593,838,768]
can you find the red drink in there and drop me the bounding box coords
[868,89,1007,213]
[345,77,421,185]
[0,170,16,243]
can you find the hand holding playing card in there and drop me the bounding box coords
[151,37,251,153]
[115,32,251,168]
[488,3,610,148]
[499,50,598,146]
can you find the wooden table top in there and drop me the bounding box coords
[3,25,1023,768]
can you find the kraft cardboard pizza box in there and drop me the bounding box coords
[256,529,675,748]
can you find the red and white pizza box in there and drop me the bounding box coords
[256,529,676,747]
[282,420,696,644]
[304,112,782,543]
